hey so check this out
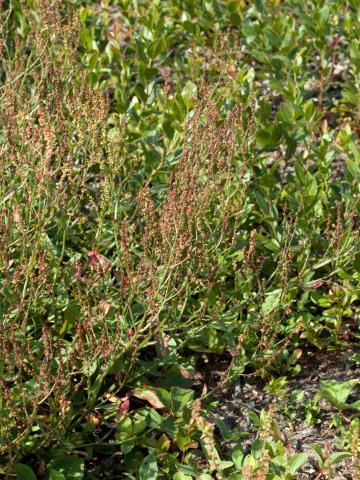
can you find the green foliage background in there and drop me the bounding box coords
[0,0,359,478]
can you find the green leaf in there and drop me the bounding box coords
[170,387,194,415]
[60,303,81,335]
[147,39,162,58]
[144,67,158,81]
[118,415,133,434]
[288,453,309,475]
[304,173,318,201]
[256,127,281,150]
[217,419,248,442]
[175,464,197,476]
[134,84,148,103]
[328,452,351,465]
[46,456,84,480]
[278,103,293,123]
[173,473,192,480]
[349,140,360,162]
[139,452,158,480]
[319,5,330,22]
[254,191,270,216]
[14,464,37,480]
[261,289,281,314]
[295,158,306,183]
[231,445,245,469]
[182,81,197,108]
[310,444,323,464]
[208,327,226,353]
[346,157,360,180]
[350,399,360,410]
[49,471,66,480]
[319,379,359,410]
[176,429,193,452]
[121,440,135,454]
[157,433,170,452]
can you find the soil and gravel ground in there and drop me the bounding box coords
[85,342,359,479]
[204,345,360,479]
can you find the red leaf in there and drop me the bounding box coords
[87,250,109,270]
[308,280,324,289]
[127,327,135,339]
[131,388,165,409]
[180,368,193,379]
[119,397,130,415]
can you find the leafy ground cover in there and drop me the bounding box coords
[0,0,359,478]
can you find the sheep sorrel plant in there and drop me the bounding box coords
[0,0,253,472]
[1,0,360,478]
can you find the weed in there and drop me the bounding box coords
[0,0,359,478]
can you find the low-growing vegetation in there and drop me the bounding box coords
[0,0,359,478]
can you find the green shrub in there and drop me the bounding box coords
[0,0,359,477]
